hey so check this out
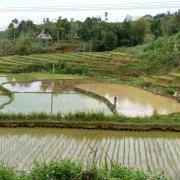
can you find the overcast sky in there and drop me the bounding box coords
[0,0,179,30]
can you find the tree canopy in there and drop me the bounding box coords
[3,10,180,52]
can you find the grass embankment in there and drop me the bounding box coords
[6,72,86,82]
[0,160,166,180]
[0,112,179,131]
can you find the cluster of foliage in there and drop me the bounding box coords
[0,160,166,180]
[0,10,179,53]
[142,32,180,67]
[116,31,180,76]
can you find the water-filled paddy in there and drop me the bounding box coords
[1,93,111,114]
[0,128,179,178]
[1,76,180,116]
[0,95,9,106]
[77,83,180,116]
[0,76,8,85]
[1,78,111,114]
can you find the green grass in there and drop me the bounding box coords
[0,112,179,131]
[0,112,179,124]
[0,160,166,180]
[0,51,135,76]
[5,72,85,82]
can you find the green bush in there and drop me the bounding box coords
[0,166,15,180]
[57,61,87,75]
[31,160,82,180]
[165,88,176,95]
[142,32,180,67]
[15,39,32,55]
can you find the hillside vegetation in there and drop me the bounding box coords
[115,32,180,97]
[0,11,179,54]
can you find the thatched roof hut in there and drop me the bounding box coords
[37,31,52,42]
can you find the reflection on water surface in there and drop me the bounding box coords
[1,93,111,114]
[1,77,180,116]
[77,83,180,116]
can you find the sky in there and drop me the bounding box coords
[0,0,179,30]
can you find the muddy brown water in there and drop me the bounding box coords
[0,128,179,178]
[76,83,180,117]
[1,78,180,116]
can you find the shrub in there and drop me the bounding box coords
[15,39,32,55]
[0,166,15,180]
[165,88,176,95]
[31,160,82,179]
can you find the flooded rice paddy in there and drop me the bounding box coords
[0,128,179,178]
[77,83,180,117]
[2,93,111,114]
[0,95,9,106]
[0,76,180,178]
[0,76,8,85]
[0,76,180,116]
[1,79,111,114]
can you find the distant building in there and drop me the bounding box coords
[37,31,52,42]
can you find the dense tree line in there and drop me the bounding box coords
[4,10,180,52]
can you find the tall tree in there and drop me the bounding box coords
[104,31,117,51]
[12,18,19,42]
[133,17,150,44]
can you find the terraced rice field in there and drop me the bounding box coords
[0,52,135,76]
[1,52,179,92]
[0,128,179,179]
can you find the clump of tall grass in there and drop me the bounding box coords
[31,160,82,180]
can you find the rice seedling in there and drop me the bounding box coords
[0,129,179,178]
[143,140,150,169]
[137,138,142,169]
[123,138,126,165]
